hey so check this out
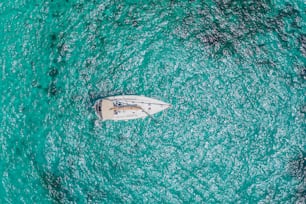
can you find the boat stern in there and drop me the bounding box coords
[94,100,103,120]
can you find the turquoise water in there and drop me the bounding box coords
[1,0,305,203]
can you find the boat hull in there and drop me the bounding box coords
[94,95,170,121]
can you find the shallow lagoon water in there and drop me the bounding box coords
[0,0,305,203]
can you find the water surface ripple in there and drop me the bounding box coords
[0,0,305,203]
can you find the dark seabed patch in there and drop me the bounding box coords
[86,188,107,203]
[178,1,303,58]
[48,67,59,78]
[300,67,306,80]
[300,105,306,115]
[40,170,74,203]
[50,33,57,48]
[288,151,306,181]
[47,81,59,97]
[288,151,306,203]
[300,34,306,57]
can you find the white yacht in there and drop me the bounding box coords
[94,95,171,121]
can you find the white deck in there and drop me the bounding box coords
[94,95,170,121]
